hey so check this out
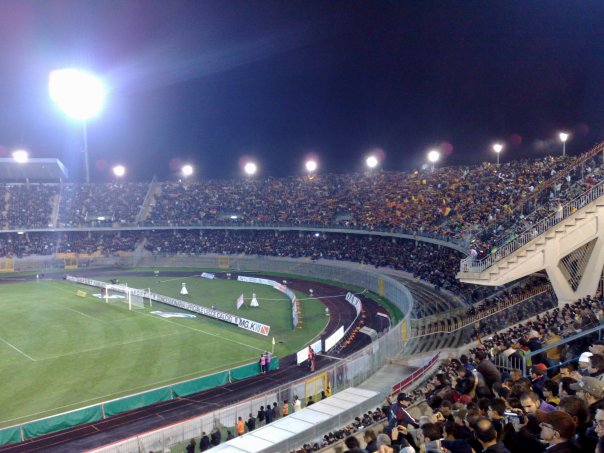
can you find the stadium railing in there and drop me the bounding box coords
[390,352,440,398]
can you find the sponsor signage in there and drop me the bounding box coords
[201,272,215,280]
[345,292,362,316]
[67,275,270,335]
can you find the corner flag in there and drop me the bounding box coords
[236,293,244,310]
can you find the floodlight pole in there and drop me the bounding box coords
[82,121,90,184]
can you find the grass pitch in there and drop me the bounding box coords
[0,273,327,427]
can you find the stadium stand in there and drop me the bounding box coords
[5,144,604,451]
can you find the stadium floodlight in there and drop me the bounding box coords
[182,164,194,177]
[427,149,440,171]
[244,162,257,177]
[305,159,317,174]
[12,149,29,163]
[559,132,569,157]
[493,143,503,165]
[366,155,378,169]
[112,165,126,178]
[49,68,106,184]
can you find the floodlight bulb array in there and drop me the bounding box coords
[427,150,440,163]
[12,150,29,163]
[112,165,126,177]
[305,160,317,173]
[182,165,194,177]
[49,68,106,121]
[244,162,257,176]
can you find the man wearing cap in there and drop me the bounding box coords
[538,410,580,452]
[570,376,604,419]
[388,393,418,430]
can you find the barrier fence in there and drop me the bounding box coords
[0,357,278,445]
[390,353,440,398]
[87,322,409,453]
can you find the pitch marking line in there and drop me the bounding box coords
[0,335,36,362]
[138,311,266,353]
[36,331,185,362]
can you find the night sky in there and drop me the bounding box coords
[0,0,603,181]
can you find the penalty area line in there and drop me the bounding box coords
[0,335,36,362]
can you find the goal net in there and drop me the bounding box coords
[104,283,145,310]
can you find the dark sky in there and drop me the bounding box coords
[0,0,603,181]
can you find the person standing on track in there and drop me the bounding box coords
[259,354,266,373]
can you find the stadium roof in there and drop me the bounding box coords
[0,158,68,181]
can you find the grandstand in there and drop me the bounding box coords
[1,143,604,451]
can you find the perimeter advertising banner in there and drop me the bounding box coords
[67,276,270,336]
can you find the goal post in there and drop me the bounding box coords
[105,283,145,310]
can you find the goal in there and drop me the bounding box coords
[104,283,145,310]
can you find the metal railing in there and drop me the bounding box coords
[409,285,553,337]
[460,177,604,273]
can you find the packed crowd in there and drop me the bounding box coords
[476,295,604,368]
[317,328,604,452]
[144,230,465,291]
[4,184,58,228]
[0,232,141,257]
[415,282,556,337]
[0,152,598,253]
[57,182,148,226]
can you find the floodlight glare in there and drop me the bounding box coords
[427,149,440,171]
[305,159,317,173]
[12,150,29,163]
[49,69,106,121]
[493,143,503,165]
[244,162,257,176]
[182,164,194,177]
[559,132,570,156]
[366,156,378,169]
[427,150,440,163]
[112,165,126,177]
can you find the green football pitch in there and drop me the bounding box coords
[0,272,327,428]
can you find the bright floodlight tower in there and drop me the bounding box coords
[559,132,569,157]
[244,161,257,180]
[493,143,503,165]
[427,149,440,171]
[49,68,106,183]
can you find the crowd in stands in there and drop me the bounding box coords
[291,299,604,452]
[57,182,148,226]
[144,230,465,291]
[414,281,556,337]
[0,232,140,258]
[4,184,58,228]
[0,150,599,267]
